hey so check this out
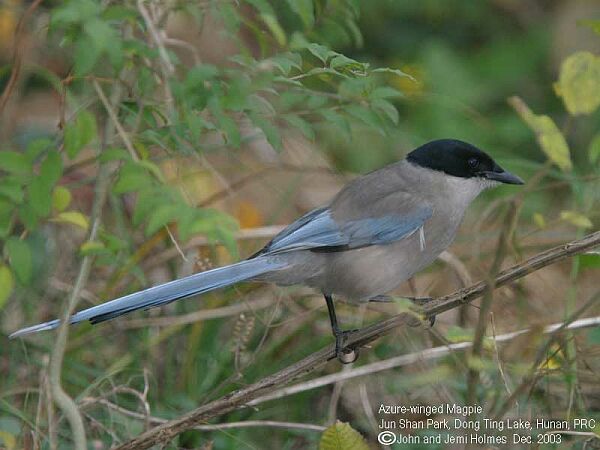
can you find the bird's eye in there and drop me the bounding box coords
[467,157,479,169]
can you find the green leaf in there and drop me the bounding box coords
[217,2,241,32]
[145,203,181,237]
[0,264,14,310]
[306,43,334,64]
[260,13,286,47]
[589,133,600,164]
[346,104,385,134]
[28,176,52,217]
[5,237,33,284]
[369,86,404,100]
[26,138,53,159]
[52,186,72,212]
[371,99,399,125]
[554,51,600,115]
[509,96,572,171]
[17,204,38,232]
[0,199,12,238]
[74,35,101,76]
[282,114,314,140]
[269,53,302,75]
[250,113,282,151]
[0,152,31,174]
[320,109,351,135]
[113,163,153,194]
[286,0,314,28]
[319,421,369,450]
[64,111,97,159]
[372,67,413,80]
[99,147,131,162]
[51,211,90,231]
[0,182,23,204]
[560,210,593,229]
[40,150,63,186]
[208,97,241,148]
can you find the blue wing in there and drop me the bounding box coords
[258,202,432,255]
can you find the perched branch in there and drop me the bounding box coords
[114,230,600,449]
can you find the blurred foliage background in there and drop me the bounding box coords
[0,0,599,448]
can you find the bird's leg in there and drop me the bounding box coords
[368,295,436,326]
[324,294,359,364]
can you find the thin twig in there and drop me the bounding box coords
[93,79,138,161]
[0,0,43,116]
[114,231,600,449]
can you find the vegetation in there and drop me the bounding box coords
[1,0,599,448]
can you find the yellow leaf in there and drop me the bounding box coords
[79,241,105,254]
[52,186,72,212]
[533,212,546,229]
[560,211,593,229]
[555,51,600,115]
[320,421,369,450]
[51,211,89,230]
[539,344,564,371]
[0,430,16,450]
[509,96,572,171]
[0,264,14,310]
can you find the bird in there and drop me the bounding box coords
[9,139,524,363]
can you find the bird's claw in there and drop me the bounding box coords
[334,329,360,364]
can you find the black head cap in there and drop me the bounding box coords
[406,139,524,185]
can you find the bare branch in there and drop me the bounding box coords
[114,230,600,449]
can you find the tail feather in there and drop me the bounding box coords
[9,257,284,339]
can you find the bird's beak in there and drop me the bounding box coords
[481,168,524,185]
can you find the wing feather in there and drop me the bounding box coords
[256,193,432,255]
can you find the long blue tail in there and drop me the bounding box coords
[9,257,285,339]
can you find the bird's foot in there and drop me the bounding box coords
[334,329,360,364]
[369,295,436,327]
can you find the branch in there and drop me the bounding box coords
[114,230,600,449]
